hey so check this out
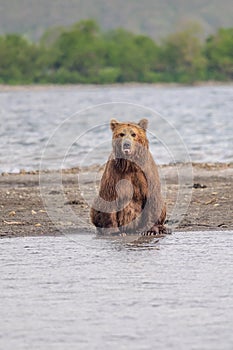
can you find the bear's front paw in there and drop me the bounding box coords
[141,225,172,236]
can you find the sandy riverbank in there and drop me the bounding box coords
[0,163,232,238]
[0,82,232,93]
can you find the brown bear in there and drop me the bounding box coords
[90,118,170,235]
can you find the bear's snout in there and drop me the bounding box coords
[122,140,132,155]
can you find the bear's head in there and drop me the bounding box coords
[110,119,149,159]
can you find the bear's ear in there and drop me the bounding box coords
[110,119,119,131]
[138,119,148,131]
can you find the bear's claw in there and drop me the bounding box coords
[141,225,171,236]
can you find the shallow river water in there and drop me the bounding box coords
[1,231,233,350]
[0,84,232,173]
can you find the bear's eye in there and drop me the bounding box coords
[119,133,125,137]
[131,133,136,137]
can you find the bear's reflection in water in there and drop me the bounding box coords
[95,231,169,250]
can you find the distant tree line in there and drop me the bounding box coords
[0,19,232,84]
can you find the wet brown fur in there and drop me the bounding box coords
[90,119,168,235]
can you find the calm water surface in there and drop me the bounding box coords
[1,231,233,350]
[0,85,232,173]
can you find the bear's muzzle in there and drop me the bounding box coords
[122,139,132,155]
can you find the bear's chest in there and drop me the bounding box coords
[114,169,148,202]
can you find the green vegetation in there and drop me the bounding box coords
[0,19,232,84]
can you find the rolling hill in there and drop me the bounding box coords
[0,0,232,41]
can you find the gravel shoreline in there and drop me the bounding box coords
[0,163,232,238]
[0,82,232,93]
